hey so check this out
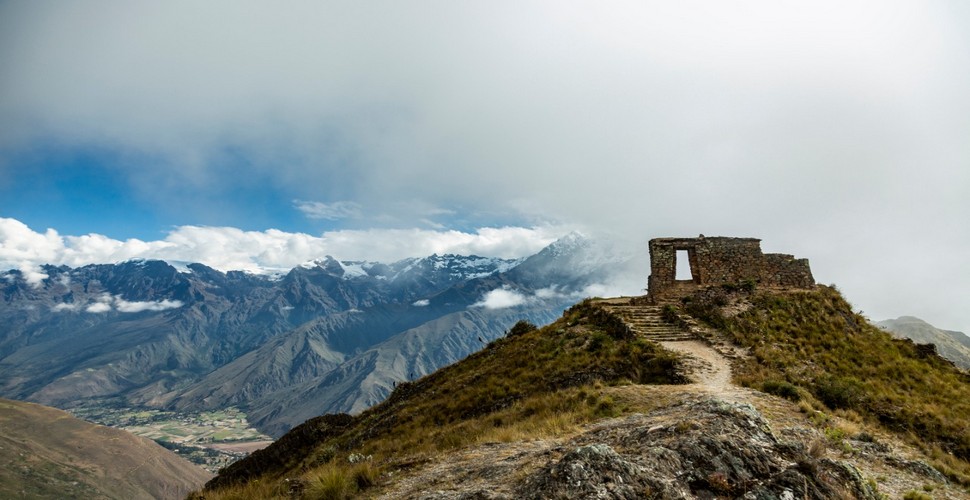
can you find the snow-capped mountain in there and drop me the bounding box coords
[0,234,630,436]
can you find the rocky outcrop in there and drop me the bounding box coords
[520,398,878,499]
[384,397,883,499]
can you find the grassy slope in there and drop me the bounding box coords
[202,285,970,498]
[201,300,685,498]
[702,285,970,483]
[0,398,212,500]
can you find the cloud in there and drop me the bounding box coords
[85,302,112,313]
[293,200,362,220]
[73,294,183,314]
[0,217,561,275]
[473,286,529,310]
[412,299,430,307]
[474,281,635,311]
[114,297,184,313]
[0,2,968,332]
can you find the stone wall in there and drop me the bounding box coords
[647,236,814,302]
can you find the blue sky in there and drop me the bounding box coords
[3,143,341,239]
[1,1,969,332]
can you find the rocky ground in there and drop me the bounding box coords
[374,324,967,499]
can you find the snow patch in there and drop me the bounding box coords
[339,261,369,279]
[412,299,430,307]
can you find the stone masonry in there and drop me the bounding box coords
[647,236,814,303]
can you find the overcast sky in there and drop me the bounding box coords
[1,1,967,332]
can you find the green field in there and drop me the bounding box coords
[69,403,272,471]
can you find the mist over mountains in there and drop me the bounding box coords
[0,233,637,436]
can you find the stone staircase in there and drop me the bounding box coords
[596,300,696,342]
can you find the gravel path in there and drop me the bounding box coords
[659,339,744,400]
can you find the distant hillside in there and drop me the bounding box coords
[0,398,211,499]
[197,288,970,499]
[876,316,970,370]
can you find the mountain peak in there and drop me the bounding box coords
[544,231,590,254]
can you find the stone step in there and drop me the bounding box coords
[633,329,685,334]
[596,302,697,343]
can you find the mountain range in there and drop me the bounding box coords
[0,233,634,436]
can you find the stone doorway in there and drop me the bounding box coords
[675,249,694,281]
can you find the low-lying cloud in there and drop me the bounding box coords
[115,297,184,313]
[84,299,113,313]
[473,287,530,309]
[55,293,184,314]
[473,283,623,310]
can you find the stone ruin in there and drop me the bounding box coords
[647,236,814,303]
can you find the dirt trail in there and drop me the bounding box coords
[661,340,731,389]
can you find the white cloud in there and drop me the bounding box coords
[0,217,561,275]
[55,292,184,314]
[85,302,112,313]
[474,281,634,311]
[473,286,529,310]
[412,299,430,307]
[114,297,183,313]
[293,200,362,220]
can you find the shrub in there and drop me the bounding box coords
[761,380,801,401]
[507,320,537,337]
[661,305,680,324]
[814,376,867,411]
